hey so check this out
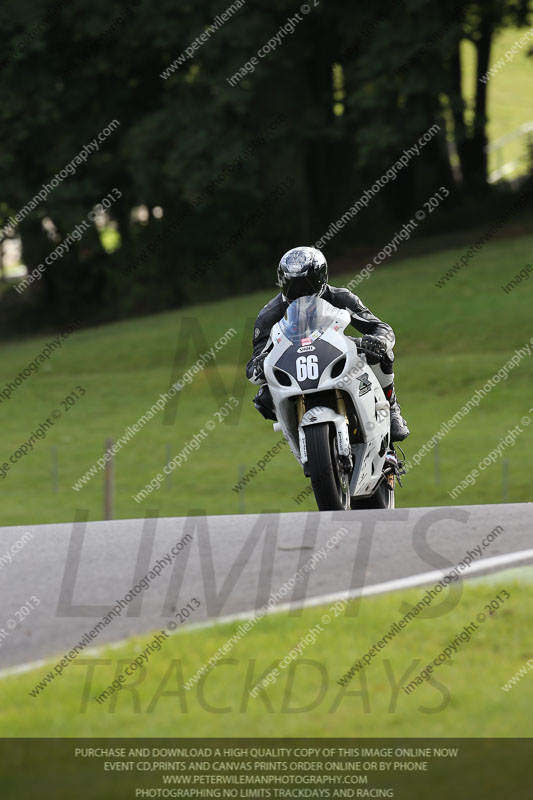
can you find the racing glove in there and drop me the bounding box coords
[251,352,268,383]
[360,334,388,359]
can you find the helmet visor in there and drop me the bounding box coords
[281,271,324,301]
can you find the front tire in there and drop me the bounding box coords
[305,423,350,511]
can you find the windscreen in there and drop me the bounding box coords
[279,296,340,344]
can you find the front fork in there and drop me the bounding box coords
[296,392,352,471]
[296,395,305,424]
[335,390,352,471]
[296,390,348,422]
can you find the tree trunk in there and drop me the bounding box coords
[470,14,493,185]
[449,39,469,185]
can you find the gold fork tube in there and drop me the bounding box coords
[296,395,305,423]
[336,389,347,419]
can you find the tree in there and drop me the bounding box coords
[0,0,530,334]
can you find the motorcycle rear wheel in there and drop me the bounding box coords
[351,476,395,510]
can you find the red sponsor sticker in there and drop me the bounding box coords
[301,337,312,345]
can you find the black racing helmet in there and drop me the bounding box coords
[277,246,328,301]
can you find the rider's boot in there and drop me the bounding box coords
[384,384,409,442]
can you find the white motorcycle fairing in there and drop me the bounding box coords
[263,296,391,501]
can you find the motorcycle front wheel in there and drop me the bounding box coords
[305,423,350,511]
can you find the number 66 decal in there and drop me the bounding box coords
[296,354,319,381]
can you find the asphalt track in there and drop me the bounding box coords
[0,503,531,671]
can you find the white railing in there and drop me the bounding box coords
[486,121,533,184]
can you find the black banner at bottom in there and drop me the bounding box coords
[0,738,529,799]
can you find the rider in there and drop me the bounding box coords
[245,246,409,442]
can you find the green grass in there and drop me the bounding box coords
[1,577,530,737]
[1,231,532,524]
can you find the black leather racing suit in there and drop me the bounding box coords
[246,285,396,419]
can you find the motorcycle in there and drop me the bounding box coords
[262,295,405,510]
